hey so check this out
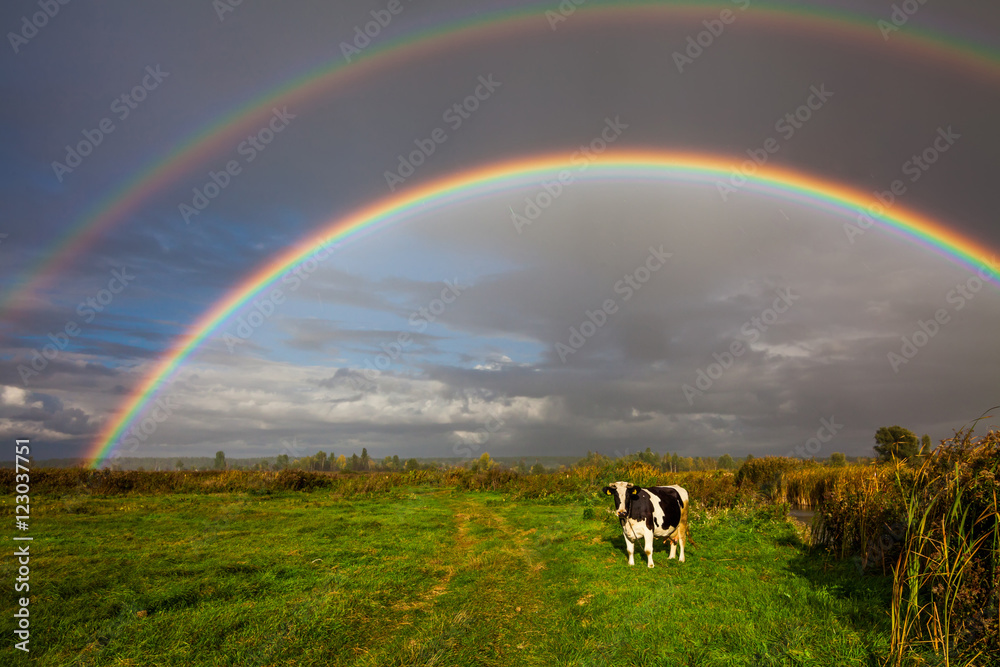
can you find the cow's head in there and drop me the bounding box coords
[602,481,640,519]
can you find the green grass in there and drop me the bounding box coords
[4,489,895,666]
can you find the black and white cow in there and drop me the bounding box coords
[602,481,689,568]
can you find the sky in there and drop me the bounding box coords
[1,0,998,465]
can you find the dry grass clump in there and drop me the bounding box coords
[886,428,999,666]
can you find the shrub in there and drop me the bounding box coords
[887,428,1000,663]
[735,456,818,503]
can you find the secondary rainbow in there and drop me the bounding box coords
[87,151,999,467]
[5,1,1000,319]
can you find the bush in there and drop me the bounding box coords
[274,469,327,491]
[886,429,1000,661]
[735,456,817,502]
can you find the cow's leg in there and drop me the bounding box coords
[678,503,689,563]
[643,529,655,568]
[668,536,677,560]
[625,532,635,566]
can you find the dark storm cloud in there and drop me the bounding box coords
[1,1,997,461]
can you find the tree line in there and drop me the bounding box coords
[192,424,930,474]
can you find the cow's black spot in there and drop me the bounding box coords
[646,487,683,531]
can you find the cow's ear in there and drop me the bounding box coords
[630,487,639,496]
[602,486,612,496]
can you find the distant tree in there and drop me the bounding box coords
[274,454,289,471]
[530,462,546,475]
[336,454,347,470]
[717,454,736,470]
[637,447,658,466]
[921,434,932,455]
[404,458,420,472]
[349,453,361,471]
[517,458,527,474]
[829,452,847,467]
[576,451,604,468]
[873,426,919,462]
[677,456,695,472]
[476,452,493,471]
[214,451,226,470]
[392,455,401,470]
[175,459,185,471]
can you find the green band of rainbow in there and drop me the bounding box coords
[88,150,999,467]
[5,1,1000,319]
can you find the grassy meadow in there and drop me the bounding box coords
[2,429,996,666]
[7,489,893,666]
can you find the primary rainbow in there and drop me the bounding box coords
[5,1,1000,319]
[87,151,999,467]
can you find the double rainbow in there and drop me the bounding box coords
[4,1,1000,319]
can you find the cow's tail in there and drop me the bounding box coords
[678,494,689,545]
[671,486,690,556]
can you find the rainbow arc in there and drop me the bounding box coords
[87,151,999,467]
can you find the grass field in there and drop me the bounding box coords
[6,487,897,666]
